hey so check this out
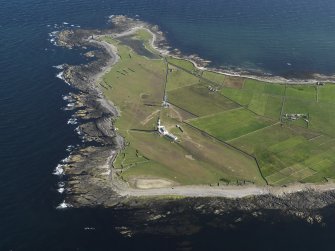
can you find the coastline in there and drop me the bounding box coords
[54,15,335,217]
[107,16,335,85]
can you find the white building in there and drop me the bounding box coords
[157,119,178,141]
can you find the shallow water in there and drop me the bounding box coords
[2,0,335,250]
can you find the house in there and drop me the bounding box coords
[157,119,178,141]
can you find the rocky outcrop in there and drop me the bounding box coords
[64,146,121,207]
[56,24,126,208]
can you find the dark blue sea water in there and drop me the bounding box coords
[2,0,335,250]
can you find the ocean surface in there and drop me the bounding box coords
[2,0,335,250]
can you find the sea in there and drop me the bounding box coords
[2,0,335,250]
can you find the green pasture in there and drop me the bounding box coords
[230,122,335,184]
[285,85,317,101]
[223,76,245,89]
[188,108,274,141]
[166,65,200,91]
[102,35,166,131]
[168,84,239,116]
[166,57,196,72]
[220,87,253,106]
[283,97,335,137]
[318,84,335,103]
[123,131,257,185]
[220,80,284,119]
[102,30,335,186]
[202,70,226,85]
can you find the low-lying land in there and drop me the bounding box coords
[98,27,335,189]
[55,16,335,220]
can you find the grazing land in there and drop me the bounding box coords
[99,29,335,188]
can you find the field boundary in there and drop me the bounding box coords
[168,61,268,118]
[168,61,220,87]
[227,122,280,142]
[183,121,268,185]
[185,107,244,123]
[106,34,335,187]
[167,101,199,117]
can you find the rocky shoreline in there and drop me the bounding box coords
[56,26,124,207]
[55,15,335,225]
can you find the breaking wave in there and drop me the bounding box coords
[58,187,65,194]
[67,117,78,125]
[53,64,64,70]
[56,71,70,86]
[66,145,76,152]
[56,200,72,209]
[53,164,65,176]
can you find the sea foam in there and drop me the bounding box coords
[63,102,75,111]
[53,164,64,176]
[62,94,73,102]
[58,181,65,188]
[75,127,82,136]
[84,227,96,231]
[57,182,66,194]
[56,71,70,86]
[56,200,72,209]
[56,71,64,79]
[57,187,65,194]
[53,64,64,70]
[48,31,58,46]
[67,117,78,125]
[61,156,70,163]
[66,145,76,152]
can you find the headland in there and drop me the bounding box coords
[54,16,335,223]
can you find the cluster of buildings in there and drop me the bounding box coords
[282,113,309,123]
[157,119,178,141]
[208,85,219,92]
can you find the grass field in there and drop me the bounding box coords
[168,84,240,116]
[202,70,226,85]
[102,35,165,131]
[284,97,335,136]
[101,30,266,187]
[220,79,284,119]
[230,124,316,176]
[188,108,274,141]
[285,85,317,101]
[166,57,196,72]
[101,29,335,187]
[166,65,200,91]
[223,76,245,89]
[120,130,264,185]
[318,84,335,103]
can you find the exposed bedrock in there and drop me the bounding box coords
[64,146,122,207]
